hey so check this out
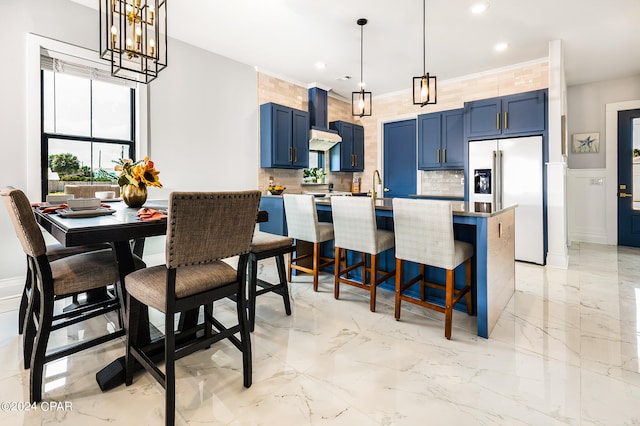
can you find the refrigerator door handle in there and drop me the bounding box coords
[492,150,498,207]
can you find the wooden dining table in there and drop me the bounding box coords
[33,199,267,390]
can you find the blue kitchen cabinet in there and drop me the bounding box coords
[259,196,287,236]
[418,108,464,170]
[260,102,309,169]
[465,89,546,138]
[329,121,364,172]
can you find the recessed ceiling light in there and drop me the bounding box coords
[471,2,489,14]
[315,61,326,70]
[494,42,508,51]
[337,75,352,81]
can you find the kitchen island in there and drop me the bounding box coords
[260,195,516,338]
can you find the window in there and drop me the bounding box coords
[41,64,136,198]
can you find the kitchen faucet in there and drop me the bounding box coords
[372,169,382,202]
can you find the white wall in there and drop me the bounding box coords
[567,76,640,245]
[0,0,258,284]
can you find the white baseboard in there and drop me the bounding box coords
[0,276,24,300]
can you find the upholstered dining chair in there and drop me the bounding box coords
[1,187,143,403]
[330,196,395,312]
[282,194,334,291]
[124,191,261,426]
[64,184,120,198]
[392,198,474,340]
[247,231,295,331]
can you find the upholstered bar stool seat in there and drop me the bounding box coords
[247,231,295,331]
[392,198,474,340]
[283,194,335,292]
[331,196,395,312]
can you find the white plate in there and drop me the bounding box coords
[100,198,122,203]
[57,208,116,218]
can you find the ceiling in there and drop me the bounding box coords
[74,0,640,100]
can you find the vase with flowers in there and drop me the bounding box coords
[114,157,162,208]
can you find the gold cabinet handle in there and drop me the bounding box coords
[620,193,633,198]
[294,147,297,162]
[289,147,293,162]
[437,149,441,163]
[496,113,500,130]
[504,111,508,129]
[443,148,447,163]
[499,222,503,238]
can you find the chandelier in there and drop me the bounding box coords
[352,18,372,117]
[412,0,437,106]
[100,0,167,84]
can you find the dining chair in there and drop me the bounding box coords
[1,187,144,403]
[282,194,334,291]
[247,230,295,331]
[331,196,395,312]
[64,184,120,198]
[392,198,474,340]
[124,191,261,426]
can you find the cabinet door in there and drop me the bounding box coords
[418,113,442,170]
[502,90,546,135]
[465,98,502,138]
[271,105,294,167]
[291,109,309,168]
[352,125,364,171]
[441,109,464,169]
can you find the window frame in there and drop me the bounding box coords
[26,34,148,202]
[40,70,137,199]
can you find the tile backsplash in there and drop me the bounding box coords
[420,169,465,197]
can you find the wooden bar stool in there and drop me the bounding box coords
[392,198,473,340]
[330,196,395,312]
[247,231,295,331]
[283,194,334,291]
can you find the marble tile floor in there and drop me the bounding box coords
[0,242,639,425]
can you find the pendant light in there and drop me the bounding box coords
[99,0,167,84]
[413,0,437,106]
[352,18,372,117]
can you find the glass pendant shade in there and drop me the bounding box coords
[352,89,372,117]
[413,73,437,106]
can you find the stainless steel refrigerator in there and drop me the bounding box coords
[468,136,544,264]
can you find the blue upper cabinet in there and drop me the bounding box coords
[260,102,309,169]
[418,108,464,170]
[329,121,364,172]
[465,89,547,138]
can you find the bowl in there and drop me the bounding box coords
[67,197,101,211]
[95,191,116,200]
[46,194,74,204]
[268,189,285,195]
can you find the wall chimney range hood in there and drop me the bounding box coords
[308,86,341,151]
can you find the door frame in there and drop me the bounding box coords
[376,113,419,194]
[605,100,640,245]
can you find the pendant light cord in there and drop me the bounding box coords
[360,22,364,86]
[423,0,426,76]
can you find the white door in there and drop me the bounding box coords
[500,136,544,264]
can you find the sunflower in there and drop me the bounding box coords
[113,156,162,188]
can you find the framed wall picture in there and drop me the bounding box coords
[572,132,600,153]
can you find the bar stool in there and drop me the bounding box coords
[331,196,395,312]
[247,231,295,331]
[282,194,334,292]
[392,198,473,340]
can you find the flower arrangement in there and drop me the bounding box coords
[113,157,162,188]
[303,167,326,183]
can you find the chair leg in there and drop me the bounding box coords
[370,254,378,312]
[125,295,141,387]
[236,279,252,388]
[395,258,403,320]
[287,245,294,284]
[419,264,426,301]
[334,247,341,300]
[465,258,473,314]
[165,305,176,426]
[312,242,320,292]
[247,254,258,332]
[30,288,54,403]
[275,254,292,316]
[444,269,454,340]
[19,261,31,335]
[361,252,367,285]
[23,281,39,369]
